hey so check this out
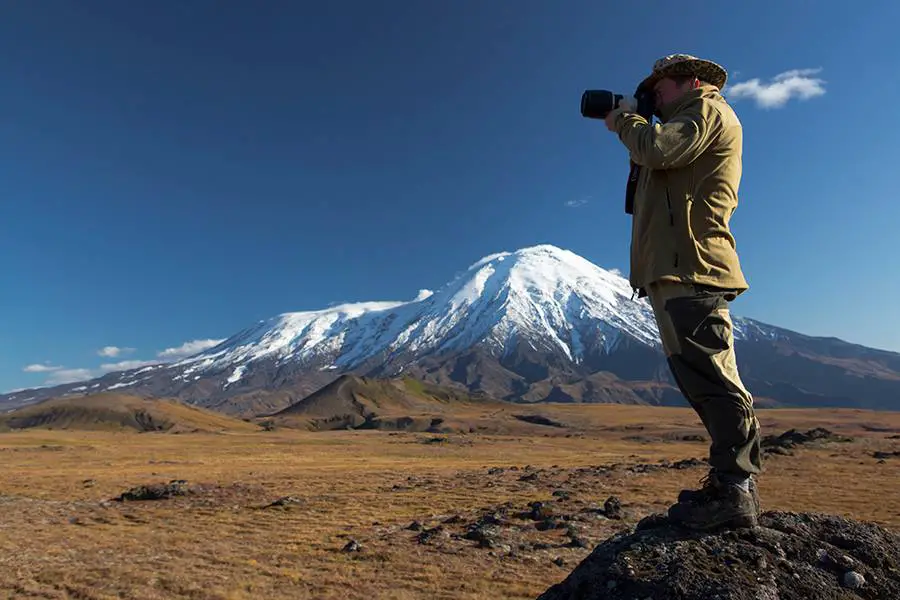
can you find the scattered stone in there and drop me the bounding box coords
[112,479,189,502]
[552,557,566,567]
[519,472,539,482]
[623,435,661,444]
[342,539,362,553]
[82,479,96,488]
[406,520,423,531]
[842,570,865,589]
[625,458,706,474]
[463,521,502,548]
[670,458,706,470]
[817,547,856,571]
[537,511,900,600]
[264,496,304,508]
[679,434,707,442]
[873,451,900,459]
[416,526,445,545]
[487,467,505,475]
[603,496,622,520]
[536,518,562,531]
[568,535,589,549]
[521,501,558,521]
[761,428,852,454]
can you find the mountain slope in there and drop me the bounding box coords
[3,244,899,412]
[268,374,512,431]
[0,393,259,433]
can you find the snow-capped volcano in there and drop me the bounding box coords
[174,245,660,384]
[4,244,899,413]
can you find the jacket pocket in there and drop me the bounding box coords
[664,292,731,356]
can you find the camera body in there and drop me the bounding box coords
[580,88,656,121]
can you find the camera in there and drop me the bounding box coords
[580,88,655,120]
[580,90,632,120]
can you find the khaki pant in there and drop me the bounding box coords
[646,280,762,478]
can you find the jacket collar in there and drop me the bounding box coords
[656,84,720,122]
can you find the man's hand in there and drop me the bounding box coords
[604,109,619,131]
[604,99,635,132]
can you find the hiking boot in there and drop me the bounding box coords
[678,470,760,516]
[668,471,758,530]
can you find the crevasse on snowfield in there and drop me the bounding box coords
[168,244,771,387]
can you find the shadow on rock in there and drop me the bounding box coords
[536,511,900,600]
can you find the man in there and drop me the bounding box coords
[604,54,762,530]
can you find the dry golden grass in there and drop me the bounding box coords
[1,405,899,599]
[0,393,259,434]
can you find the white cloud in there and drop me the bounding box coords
[99,360,159,373]
[97,346,135,358]
[725,68,826,108]
[23,363,64,373]
[157,339,225,361]
[15,338,225,390]
[565,197,590,208]
[44,368,95,385]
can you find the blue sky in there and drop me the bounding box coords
[2,1,898,392]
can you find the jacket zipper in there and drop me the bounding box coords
[665,184,678,267]
[665,187,674,226]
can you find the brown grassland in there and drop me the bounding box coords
[1,404,899,599]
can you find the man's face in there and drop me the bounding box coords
[653,76,698,108]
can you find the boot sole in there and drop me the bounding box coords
[676,512,758,531]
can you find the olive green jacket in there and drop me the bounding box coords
[611,85,748,297]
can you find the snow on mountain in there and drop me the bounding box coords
[2,243,796,409]
[166,245,665,385]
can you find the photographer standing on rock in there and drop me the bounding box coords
[603,54,762,530]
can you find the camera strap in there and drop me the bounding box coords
[625,162,640,214]
[623,88,655,215]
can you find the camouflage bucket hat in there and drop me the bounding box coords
[638,54,727,92]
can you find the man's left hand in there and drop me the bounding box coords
[604,99,635,132]
[604,110,619,132]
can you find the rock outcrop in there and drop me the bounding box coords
[537,511,900,600]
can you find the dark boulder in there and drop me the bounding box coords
[537,511,900,600]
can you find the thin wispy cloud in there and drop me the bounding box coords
[99,360,159,373]
[725,68,826,108]
[44,368,95,385]
[565,196,590,208]
[23,363,64,373]
[18,338,226,389]
[23,361,159,386]
[157,338,225,361]
[97,346,135,358]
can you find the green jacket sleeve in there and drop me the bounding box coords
[612,103,718,170]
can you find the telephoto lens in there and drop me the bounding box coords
[580,90,624,119]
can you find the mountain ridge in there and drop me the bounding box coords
[4,244,899,413]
